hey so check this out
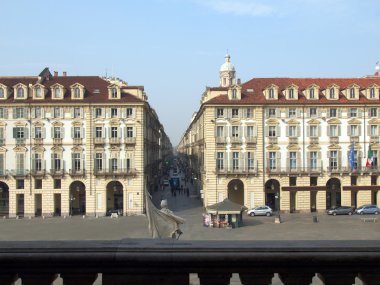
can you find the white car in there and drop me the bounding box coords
[247,206,273,217]
[163,180,169,186]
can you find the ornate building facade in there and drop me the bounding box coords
[178,55,380,213]
[0,68,172,217]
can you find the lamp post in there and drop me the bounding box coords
[273,182,281,223]
[69,194,75,216]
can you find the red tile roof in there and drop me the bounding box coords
[205,77,380,105]
[0,75,144,104]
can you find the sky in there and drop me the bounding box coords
[1,0,379,145]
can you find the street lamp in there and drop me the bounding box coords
[69,194,75,216]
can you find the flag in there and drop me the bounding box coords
[349,143,355,171]
[366,145,374,168]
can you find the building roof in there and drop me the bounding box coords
[205,77,380,105]
[206,198,247,214]
[0,70,144,104]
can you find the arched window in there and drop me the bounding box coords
[289,88,294,99]
[111,88,117,98]
[35,87,42,98]
[370,88,375,98]
[54,87,61,98]
[350,88,355,99]
[309,88,315,99]
[329,88,335,99]
[75,87,81,98]
[17,87,24,98]
[232,89,237,99]
[269,88,274,99]
[0,88,4,98]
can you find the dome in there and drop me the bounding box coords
[220,53,235,72]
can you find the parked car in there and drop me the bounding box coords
[327,206,354,216]
[355,205,379,215]
[163,180,169,186]
[247,206,273,217]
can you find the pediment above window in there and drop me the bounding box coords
[32,83,46,100]
[287,119,300,125]
[287,144,300,151]
[13,146,28,152]
[266,118,279,125]
[71,146,84,152]
[284,84,299,100]
[108,84,121,99]
[50,83,65,100]
[51,121,64,127]
[307,119,321,125]
[51,146,64,152]
[32,146,45,152]
[264,84,279,100]
[327,118,341,124]
[366,84,379,100]
[347,118,361,125]
[307,145,321,150]
[327,144,341,150]
[228,85,242,100]
[368,118,380,124]
[305,84,320,100]
[344,84,360,100]
[324,84,340,100]
[13,83,28,100]
[0,83,9,100]
[266,145,280,151]
[70,83,85,100]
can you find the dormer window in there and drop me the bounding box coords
[350,88,355,99]
[285,85,298,100]
[269,88,274,99]
[309,88,315,99]
[70,83,84,100]
[232,89,237,99]
[289,88,294,99]
[35,87,42,98]
[329,88,335,99]
[108,85,120,99]
[0,88,4,99]
[112,88,117,98]
[17,87,24,98]
[54,88,61,98]
[370,88,375,98]
[75,87,80,98]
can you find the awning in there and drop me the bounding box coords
[206,199,247,215]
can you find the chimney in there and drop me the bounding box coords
[54,71,58,77]
[63,71,67,77]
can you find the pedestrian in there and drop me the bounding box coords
[186,188,189,197]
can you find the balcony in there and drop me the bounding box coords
[10,169,29,177]
[125,137,136,145]
[309,137,319,144]
[266,167,323,176]
[350,136,359,143]
[53,138,63,145]
[216,136,227,144]
[329,136,339,144]
[68,169,86,177]
[73,138,83,145]
[370,136,380,143]
[230,137,241,144]
[15,138,26,145]
[94,168,137,177]
[288,137,298,144]
[94,137,106,145]
[33,138,44,145]
[0,240,379,285]
[268,137,278,144]
[50,168,65,177]
[30,169,46,177]
[245,137,257,144]
[109,137,122,145]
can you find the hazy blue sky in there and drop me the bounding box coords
[1,0,379,145]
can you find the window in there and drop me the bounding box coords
[35,87,42,98]
[110,158,118,171]
[351,176,357,186]
[369,108,377,117]
[216,152,224,170]
[232,89,237,99]
[309,108,317,117]
[73,127,81,139]
[0,88,4,98]
[35,179,42,189]
[216,108,224,118]
[268,126,276,137]
[16,153,25,174]
[53,153,61,171]
[246,108,253,118]
[370,88,375,99]
[126,108,133,118]
[16,179,24,189]
[371,176,377,186]
[95,153,103,170]
[309,88,315,99]
[349,108,357,117]
[73,107,81,118]
[269,152,276,170]
[53,127,62,139]
[246,126,254,137]
[350,88,355,99]
[54,179,61,189]
[74,87,81,98]
[53,107,62,118]
[232,126,239,137]
[232,152,239,170]
[349,125,359,136]
[329,88,335,99]
[329,125,338,137]
[289,177,297,186]
[268,108,276,118]
[111,127,118,138]
[370,125,378,136]
[289,152,297,170]
[309,125,318,137]
[289,88,294,99]
[15,107,25,119]
[232,108,239,118]
[269,88,274,99]
[329,108,337,118]
[329,151,338,170]
[54,88,61,98]
[310,152,318,170]
[33,153,42,171]
[95,108,102,118]
[14,127,25,139]
[111,88,117,98]
[126,127,134,137]
[34,107,42,118]
[34,127,42,139]
[72,153,81,171]
[17,87,24,98]
[288,109,296,117]
[310,177,318,186]
[247,152,254,170]
[288,125,297,137]
[95,127,103,138]
[216,126,224,137]
[111,108,118,118]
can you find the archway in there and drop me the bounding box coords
[326,178,341,209]
[227,179,244,206]
[265,179,281,211]
[106,181,124,215]
[69,181,86,215]
[0,182,9,217]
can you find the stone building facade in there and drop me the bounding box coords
[0,68,171,217]
[178,55,380,213]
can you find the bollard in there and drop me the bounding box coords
[313,215,319,223]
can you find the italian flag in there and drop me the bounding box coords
[366,145,373,168]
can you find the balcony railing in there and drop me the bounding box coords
[329,136,339,144]
[0,240,379,285]
[94,168,137,177]
[33,138,44,145]
[15,138,26,145]
[73,138,83,145]
[10,169,29,177]
[266,166,323,175]
[309,137,319,144]
[327,166,380,174]
[350,136,359,143]
[370,136,380,143]
[30,169,46,177]
[268,137,278,144]
[245,136,257,144]
[216,167,258,175]
[216,136,227,144]
[68,169,86,177]
[50,168,65,177]
[125,137,136,145]
[109,137,122,144]
[53,138,63,144]
[288,137,298,144]
[94,137,106,144]
[230,137,241,144]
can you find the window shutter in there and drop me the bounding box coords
[276,108,281,118]
[81,108,84,119]
[306,152,310,168]
[42,128,46,139]
[51,153,54,171]
[25,108,29,119]
[12,128,16,138]
[306,109,310,118]
[24,127,29,139]
[358,109,362,118]
[307,126,310,137]
[108,127,111,138]
[71,127,74,139]
[338,125,341,136]
[71,108,74,119]
[31,127,35,139]
[327,151,331,158]
[82,127,85,139]
[338,151,342,168]
[296,109,301,118]
[13,108,16,119]
[297,126,301,137]
[4,109,8,119]
[92,108,96,118]
[276,125,281,137]
[118,127,122,138]
[61,127,65,138]
[286,126,289,137]
[51,127,54,139]
[338,109,342,118]
[358,125,361,136]
[347,126,351,136]
[264,126,268,137]
[277,152,281,170]
[317,152,322,168]
[265,109,269,118]
[31,109,36,119]
[133,127,136,137]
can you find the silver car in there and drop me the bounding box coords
[247,206,273,217]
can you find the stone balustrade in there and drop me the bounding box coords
[0,239,379,285]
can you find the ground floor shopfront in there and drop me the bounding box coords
[202,174,380,213]
[0,177,144,218]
